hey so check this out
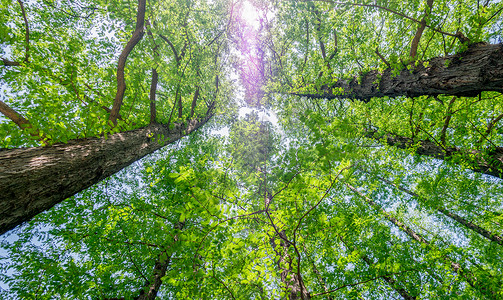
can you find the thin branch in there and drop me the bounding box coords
[374,174,503,246]
[149,69,158,124]
[189,87,200,118]
[146,20,159,124]
[375,48,390,68]
[311,270,413,297]
[210,271,236,300]
[292,166,348,238]
[17,0,30,62]
[345,182,495,295]
[0,100,46,141]
[483,111,503,140]
[410,0,434,59]
[158,34,180,63]
[482,5,503,26]
[109,0,146,125]
[440,96,457,146]
[1,0,30,66]
[296,0,461,39]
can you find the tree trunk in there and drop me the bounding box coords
[135,259,170,300]
[294,43,503,101]
[366,130,503,179]
[270,231,311,300]
[0,117,211,234]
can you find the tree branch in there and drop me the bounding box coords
[109,0,146,125]
[439,96,456,146]
[375,174,503,246]
[158,34,180,63]
[311,270,414,297]
[365,128,503,179]
[375,48,390,68]
[1,0,30,66]
[293,43,503,101]
[17,0,30,63]
[410,0,434,59]
[149,69,158,124]
[0,100,46,141]
[297,0,461,40]
[189,87,200,118]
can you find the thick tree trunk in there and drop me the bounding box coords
[294,43,503,101]
[0,117,210,234]
[366,130,503,179]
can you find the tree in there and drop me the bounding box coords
[1,0,503,299]
[0,0,234,233]
[266,0,503,179]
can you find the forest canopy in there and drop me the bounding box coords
[0,0,502,299]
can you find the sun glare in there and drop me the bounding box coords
[241,1,260,29]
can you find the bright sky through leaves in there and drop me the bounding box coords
[0,0,502,298]
[242,1,261,30]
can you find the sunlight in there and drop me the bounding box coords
[241,0,260,29]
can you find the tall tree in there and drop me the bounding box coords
[1,0,503,299]
[0,0,233,233]
[266,0,503,179]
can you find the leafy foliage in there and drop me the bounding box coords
[1,0,503,299]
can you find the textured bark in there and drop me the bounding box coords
[294,43,503,101]
[0,117,211,234]
[366,130,503,179]
[109,0,146,124]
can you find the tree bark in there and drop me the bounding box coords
[0,116,211,234]
[294,43,503,101]
[270,231,311,300]
[366,130,503,179]
[136,258,169,300]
